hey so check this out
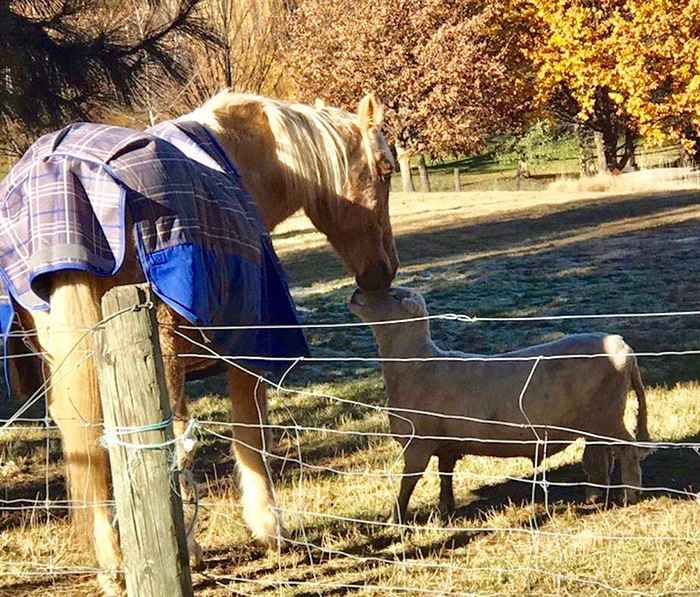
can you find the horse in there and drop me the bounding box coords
[2,90,398,595]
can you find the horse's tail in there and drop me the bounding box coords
[34,272,111,541]
[629,354,652,458]
[6,335,45,401]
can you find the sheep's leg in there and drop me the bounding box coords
[437,453,457,517]
[391,444,432,525]
[615,444,642,505]
[582,443,611,504]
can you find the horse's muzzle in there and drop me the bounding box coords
[355,260,395,291]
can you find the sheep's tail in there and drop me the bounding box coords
[629,354,652,458]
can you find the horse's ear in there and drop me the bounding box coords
[358,93,384,130]
[314,98,327,109]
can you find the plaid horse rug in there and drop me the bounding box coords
[0,120,308,377]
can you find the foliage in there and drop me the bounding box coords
[284,0,537,158]
[0,0,217,154]
[609,0,700,158]
[494,121,578,166]
[170,0,290,115]
[529,0,700,166]
[528,0,637,170]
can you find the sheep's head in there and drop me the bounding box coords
[349,287,428,322]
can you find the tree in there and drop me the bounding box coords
[530,0,700,170]
[0,0,216,155]
[529,0,639,172]
[284,0,536,191]
[608,0,700,163]
[171,0,289,115]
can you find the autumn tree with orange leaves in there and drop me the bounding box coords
[609,0,700,163]
[285,0,537,191]
[531,0,700,170]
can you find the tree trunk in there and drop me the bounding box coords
[618,129,636,171]
[680,131,700,167]
[594,131,607,173]
[591,88,625,173]
[396,143,415,193]
[417,154,431,192]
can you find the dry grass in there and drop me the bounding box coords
[548,168,700,194]
[3,179,700,595]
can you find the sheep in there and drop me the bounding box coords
[349,287,650,524]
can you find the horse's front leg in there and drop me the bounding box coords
[227,367,286,548]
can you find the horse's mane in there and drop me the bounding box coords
[194,90,365,204]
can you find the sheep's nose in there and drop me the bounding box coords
[350,288,364,305]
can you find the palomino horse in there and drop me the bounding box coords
[6,91,398,594]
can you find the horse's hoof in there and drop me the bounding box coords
[188,538,205,570]
[389,509,408,527]
[623,490,640,506]
[253,517,290,553]
[259,533,290,554]
[97,571,125,597]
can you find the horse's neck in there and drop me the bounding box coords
[181,112,300,232]
[225,140,301,231]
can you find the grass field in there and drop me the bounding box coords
[390,145,681,193]
[2,177,700,595]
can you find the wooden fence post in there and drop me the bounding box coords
[453,168,461,192]
[94,284,193,597]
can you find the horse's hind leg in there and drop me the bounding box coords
[157,308,204,568]
[33,273,123,596]
[227,366,286,548]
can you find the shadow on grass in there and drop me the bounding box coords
[271,429,700,570]
[282,189,700,388]
[282,189,700,288]
[0,475,66,531]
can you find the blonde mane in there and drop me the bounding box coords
[192,91,373,204]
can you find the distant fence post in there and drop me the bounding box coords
[453,168,461,192]
[94,283,193,597]
[417,154,432,192]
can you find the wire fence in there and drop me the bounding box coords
[1,305,700,595]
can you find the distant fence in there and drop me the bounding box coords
[445,144,688,192]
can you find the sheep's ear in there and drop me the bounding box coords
[401,296,425,317]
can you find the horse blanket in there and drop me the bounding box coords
[0,120,309,379]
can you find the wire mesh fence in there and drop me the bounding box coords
[1,302,700,595]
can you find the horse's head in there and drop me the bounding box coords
[194,90,399,290]
[309,94,399,291]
